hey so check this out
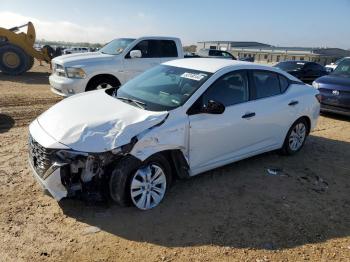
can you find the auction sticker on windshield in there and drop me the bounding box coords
[181,72,207,81]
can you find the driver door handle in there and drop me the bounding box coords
[242,112,256,119]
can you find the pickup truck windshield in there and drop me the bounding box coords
[113,65,212,111]
[100,38,135,55]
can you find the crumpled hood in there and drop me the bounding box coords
[37,90,168,153]
[53,52,115,66]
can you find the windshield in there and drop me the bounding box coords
[334,57,346,65]
[332,59,350,77]
[100,38,135,55]
[275,61,305,71]
[113,65,212,111]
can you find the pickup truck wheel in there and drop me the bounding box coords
[109,154,172,210]
[86,76,120,91]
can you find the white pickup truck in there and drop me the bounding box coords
[49,36,184,96]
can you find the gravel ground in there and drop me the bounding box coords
[0,62,349,261]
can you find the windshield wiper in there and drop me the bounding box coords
[117,96,146,109]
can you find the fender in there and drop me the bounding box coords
[129,113,190,165]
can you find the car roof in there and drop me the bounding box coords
[164,58,303,83]
[164,58,270,73]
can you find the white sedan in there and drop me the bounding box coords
[28,58,320,210]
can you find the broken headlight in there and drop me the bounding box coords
[56,149,88,161]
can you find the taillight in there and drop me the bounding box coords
[315,94,321,103]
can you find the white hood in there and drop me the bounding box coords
[37,90,168,152]
[53,52,114,66]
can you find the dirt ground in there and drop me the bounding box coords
[0,62,349,262]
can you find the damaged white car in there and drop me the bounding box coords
[28,58,320,210]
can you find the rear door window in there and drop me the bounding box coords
[159,40,178,57]
[252,71,281,99]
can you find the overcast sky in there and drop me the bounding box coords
[1,0,349,48]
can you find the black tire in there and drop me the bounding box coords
[0,44,30,75]
[109,154,172,209]
[26,56,35,72]
[280,118,309,155]
[86,76,120,92]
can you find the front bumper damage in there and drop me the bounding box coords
[28,158,68,200]
[28,133,137,201]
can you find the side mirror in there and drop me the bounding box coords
[130,50,142,58]
[202,100,225,114]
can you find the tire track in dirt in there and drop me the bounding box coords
[1,92,62,128]
[1,97,60,108]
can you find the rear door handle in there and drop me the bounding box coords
[288,100,299,106]
[242,112,256,119]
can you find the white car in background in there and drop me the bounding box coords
[29,58,320,210]
[49,37,184,96]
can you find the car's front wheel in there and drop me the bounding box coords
[281,118,309,155]
[130,161,168,210]
[109,154,172,210]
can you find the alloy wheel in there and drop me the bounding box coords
[130,164,167,210]
[289,123,306,151]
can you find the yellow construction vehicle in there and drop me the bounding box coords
[0,22,54,75]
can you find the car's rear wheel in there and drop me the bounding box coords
[109,154,172,210]
[281,118,309,155]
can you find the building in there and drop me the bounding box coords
[196,41,350,65]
